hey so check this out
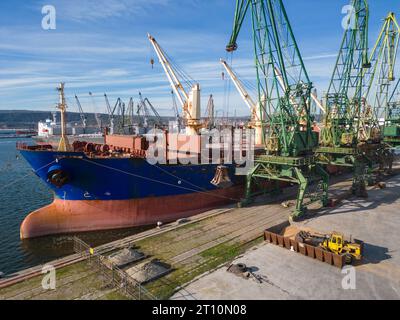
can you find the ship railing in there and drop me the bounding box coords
[16,142,53,151]
[71,236,157,300]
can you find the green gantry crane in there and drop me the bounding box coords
[226,0,329,219]
[385,79,400,147]
[316,1,396,196]
[381,14,400,148]
[364,13,399,126]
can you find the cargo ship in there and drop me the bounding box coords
[18,140,246,239]
[17,78,254,239]
[16,35,263,239]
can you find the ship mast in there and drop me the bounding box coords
[57,82,71,152]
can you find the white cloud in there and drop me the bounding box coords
[38,0,170,22]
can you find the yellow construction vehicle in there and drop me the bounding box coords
[320,232,363,264]
[296,230,363,264]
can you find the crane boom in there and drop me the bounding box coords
[220,59,258,120]
[363,12,400,120]
[138,92,162,126]
[148,33,202,135]
[89,92,102,131]
[147,34,188,109]
[104,94,112,116]
[74,95,87,131]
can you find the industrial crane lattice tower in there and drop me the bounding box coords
[227,0,329,218]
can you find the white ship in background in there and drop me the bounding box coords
[34,111,104,147]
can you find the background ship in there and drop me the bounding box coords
[33,112,104,147]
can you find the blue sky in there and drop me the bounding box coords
[0,0,398,117]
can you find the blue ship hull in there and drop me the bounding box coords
[18,149,245,238]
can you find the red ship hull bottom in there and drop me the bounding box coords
[20,186,244,239]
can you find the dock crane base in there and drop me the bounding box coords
[243,155,329,219]
[315,144,393,197]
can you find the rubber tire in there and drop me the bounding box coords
[345,254,353,265]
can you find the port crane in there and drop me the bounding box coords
[226,0,329,218]
[116,100,126,132]
[89,92,103,132]
[220,59,263,144]
[318,0,370,150]
[316,2,397,195]
[137,92,162,128]
[360,12,400,144]
[148,33,202,135]
[385,78,400,147]
[104,94,118,134]
[376,13,400,147]
[74,95,88,134]
[126,97,135,130]
[221,58,324,145]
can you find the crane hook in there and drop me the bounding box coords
[150,58,154,69]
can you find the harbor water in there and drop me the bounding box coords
[0,136,150,276]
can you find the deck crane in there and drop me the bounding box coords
[226,0,329,219]
[148,34,202,135]
[74,95,87,134]
[220,59,263,144]
[316,2,397,195]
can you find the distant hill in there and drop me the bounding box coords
[0,109,251,129]
[0,110,116,129]
[0,110,177,129]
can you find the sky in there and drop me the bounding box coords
[0,0,398,117]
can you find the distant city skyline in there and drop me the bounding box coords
[0,0,398,117]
